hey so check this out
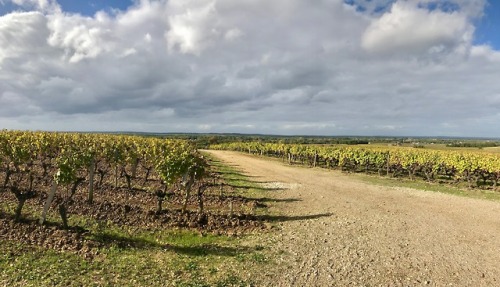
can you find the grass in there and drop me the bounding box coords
[215,149,500,202]
[368,142,500,153]
[216,150,500,203]
[203,153,271,201]
[354,173,500,201]
[0,157,273,287]
[0,217,263,287]
[208,161,275,218]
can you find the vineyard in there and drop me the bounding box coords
[211,142,500,190]
[4,131,500,285]
[0,131,265,258]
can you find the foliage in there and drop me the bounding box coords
[211,142,500,189]
[0,130,206,223]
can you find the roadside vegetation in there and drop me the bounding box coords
[3,131,500,286]
[0,131,272,286]
[211,141,500,199]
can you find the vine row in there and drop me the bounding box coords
[0,130,208,225]
[211,142,500,189]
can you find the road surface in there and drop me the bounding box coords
[207,150,500,286]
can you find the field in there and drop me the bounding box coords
[2,131,500,286]
[0,131,273,286]
[212,141,500,192]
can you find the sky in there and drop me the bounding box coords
[0,0,499,137]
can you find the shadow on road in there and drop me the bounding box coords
[257,197,302,203]
[213,171,261,178]
[227,184,285,191]
[257,212,333,223]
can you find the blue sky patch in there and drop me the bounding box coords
[0,1,19,16]
[474,2,500,49]
[57,0,135,16]
[0,0,135,16]
[417,1,460,13]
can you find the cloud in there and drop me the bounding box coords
[47,14,116,63]
[471,45,500,62]
[166,0,220,55]
[9,0,60,12]
[361,1,473,56]
[0,0,499,137]
[0,11,50,61]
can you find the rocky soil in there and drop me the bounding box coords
[207,150,500,286]
[0,174,265,258]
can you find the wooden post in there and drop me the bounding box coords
[40,181,57,225]
[88,158,95,203]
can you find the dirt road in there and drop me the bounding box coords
[207,150,500,286]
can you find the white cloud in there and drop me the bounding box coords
[166,1,220,55]
[9,0,60,12]
[0,11,50,62]
[47,14,115,63]
[361,1,473,56]
[224,28,242,41]
[471,45,500,62]
[0,0,499,137]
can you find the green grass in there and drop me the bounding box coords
[0,221,265,287]
[354,173,500,201]
[484,146,500,153]
[204,153,269,200]
[0,157,273,287]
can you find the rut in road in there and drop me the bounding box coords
[207,150,500,286]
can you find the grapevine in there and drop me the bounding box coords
[211,142,500,190]
[0,130,206,225]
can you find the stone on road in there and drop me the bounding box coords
[207,150,500,286]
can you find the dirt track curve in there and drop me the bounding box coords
[206,150,500,287]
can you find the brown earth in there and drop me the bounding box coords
[0,172,264,257]
[206,150,500,287]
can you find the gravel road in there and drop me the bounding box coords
[207,150,500,287]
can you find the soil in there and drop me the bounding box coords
[206,150,500,286]
[0,168,265,258]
